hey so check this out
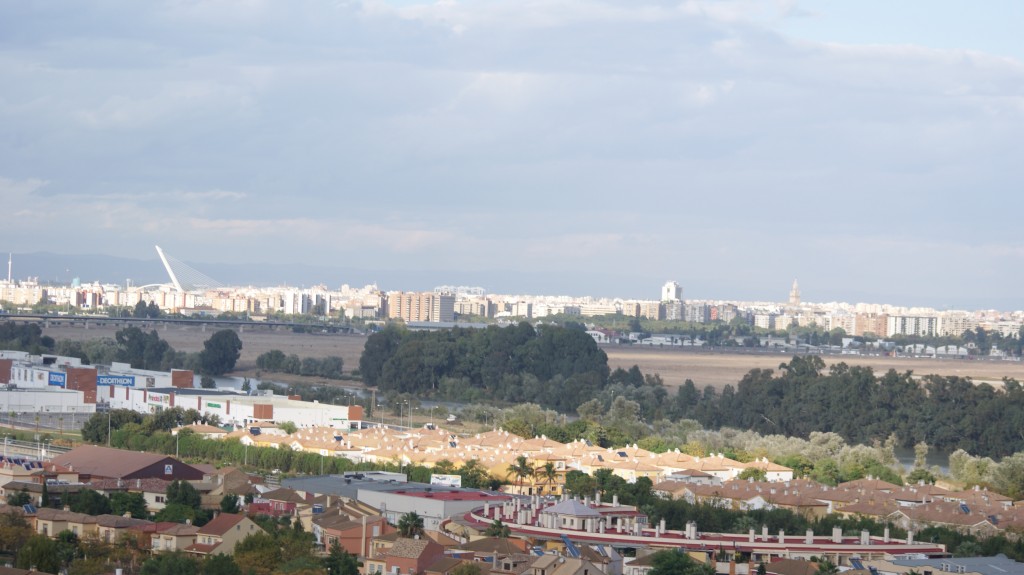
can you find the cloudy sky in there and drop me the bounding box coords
[1,0,1022,308]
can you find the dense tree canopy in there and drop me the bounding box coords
[0,322,54,354]
[199,329,243,375]
[257,349,345,379]
[360,322,610,411]
[667,356,1024,458]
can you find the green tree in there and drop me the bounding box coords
[648,549,715,575]
[397,512,424,538]
[154,503,206,526]
[737,468,768,482]
[815,559,840,575]
[81,409,144,444]
[907,468,936,485]
[55,530,82,571]
[483,520,511,538]
[110,491,149,519]
[564,470,598,498]
[167,480,202,508]
[234,532,282,575]
[200,376,217,389]
[220,494,241,514]
[141,551,200,575]
[539,461,560,494]
[0,509,32,555]
[199,329,243,376]
[6,489,31,507]
[68,489,113,515]
[16,534,60,574]
[203,553,242,575]
[458,459,491,489]
[505,455,534,493]
[323,541,360,575]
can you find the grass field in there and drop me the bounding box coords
[40,323,1024,391]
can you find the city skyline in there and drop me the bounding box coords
[2,2,1023,309]
[2,248,1022,316]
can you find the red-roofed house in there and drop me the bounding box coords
[151,522,199,552]
[50,445,204,482]
[364,537,446,575]
[313,512,394,557]
[185,513,265,556]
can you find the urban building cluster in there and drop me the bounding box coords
[0,350,363,428]
[3,441,986,575]
[3,272,1022,342]
[12,440,1015,575]
[212,424,794,494]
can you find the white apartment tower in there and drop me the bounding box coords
[662,280,683,321]
[661,281,683,302]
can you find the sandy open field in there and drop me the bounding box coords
[37,322,1024,391]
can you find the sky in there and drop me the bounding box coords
[1,0,1022,309]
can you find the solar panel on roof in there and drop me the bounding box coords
[560,534,581,559]
[960,503,970,514]
[22,504,36,514]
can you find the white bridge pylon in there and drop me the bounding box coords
[154,245,223,292]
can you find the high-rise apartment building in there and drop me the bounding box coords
[386,291,455,323]
[886,315,938,337]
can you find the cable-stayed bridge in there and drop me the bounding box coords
[154,245,223,292]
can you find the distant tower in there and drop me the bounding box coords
[6,253,10,283]
[789,279,801,306]
[661,280,684,321]
[661,280,683,302]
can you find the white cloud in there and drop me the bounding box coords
[2,0,1023,304]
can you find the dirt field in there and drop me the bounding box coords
[38,323,1024,391]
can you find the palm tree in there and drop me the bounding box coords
[814,559,839,575]
[539,462,559,495]
[484,519,511,538]
[397,511,424,538]
[506,455,535,495]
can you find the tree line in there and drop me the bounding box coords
[667,356,1024,458]
[256,349,345,379]
[359,322,610,412]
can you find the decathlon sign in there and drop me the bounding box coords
[98,375,136,387]
[48,372,66,387]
